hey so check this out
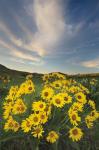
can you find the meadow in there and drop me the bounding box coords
[0,65,99,150]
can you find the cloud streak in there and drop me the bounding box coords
[0,19,45,57]
[0,0,99,73]
[27,0,67,55]
[26,0,85,56]
[81,58,99,68]
[0,0,85,59]
[0,38,42,63]
[0,22,23,47]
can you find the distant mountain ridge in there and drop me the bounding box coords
[0,64,28,75]
[0,64,43,78]
[0,64,99,77]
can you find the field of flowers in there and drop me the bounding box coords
[0,72,99,150]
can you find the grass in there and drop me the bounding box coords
[0,64,99,150]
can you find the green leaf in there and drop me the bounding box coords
[70,142,80,150]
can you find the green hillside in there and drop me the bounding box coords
[0,64,99,150]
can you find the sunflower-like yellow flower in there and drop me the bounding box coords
[39,112,48,124]
[17,83,26,96]
[32,100,46,112]
[31,126,44,139]
[19,80,35,95]
[69,86,80,94]
[21,118,33,132]
[12,98,27,115]
[69,127,83,141]
[85,115,93,128]
[75,92,87,104]
[52,94,65,108]
[51,80,62,89]
[80,85,89,94]
[89,110,99,121]
[57,73,65,80]
[4,116,20,132]
[61,93,72,104]
[70,102,84,112]
[13,121,20,132]
[44,104,52,116]
[50,72,65,80]
[5,86,19,101]
[25,80,35,94]
[3,102,13,119]
[88,100,96,110]
[69,111,81,126]
[41,87,54,101]
[61,79,70,87]
[42,74,49,81]
[29,114,40,126]
[46,131,59,143]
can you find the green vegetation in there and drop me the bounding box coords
[0,64,99,150]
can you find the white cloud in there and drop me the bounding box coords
[3,0,67,56]
[25,0,85,55]
[10,58,25,64]
[81,58,99,68]
[0,0,86,70]
[24,0,67,56]
[0,19,46,56]
[12,50,41,62]
[0,22,23,47]
[33,0,66,43]
[0,38,43,64]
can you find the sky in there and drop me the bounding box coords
[0,0,99,74]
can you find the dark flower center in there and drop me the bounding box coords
[39,104,43,108]
[72,129,78,135]
[72,114,76,120]
[55,99,61,104]
[33,117,38,122]
[44,92,49,97]
[78,95,81,99]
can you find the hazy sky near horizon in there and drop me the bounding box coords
[0,0,99,73]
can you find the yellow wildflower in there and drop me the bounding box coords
[32,101,46,112]
[32,126,44,139]
[21,118,33,132]
[69,127,83,141]
[52,94,65,108]
[41,87,54,101]
[46,131,59,143]
[12,98,27,115]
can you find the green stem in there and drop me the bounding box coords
[27,136,34,150]
[36,140,39,150]
[27,136,39,150]
[36,146,39,150]
[0,135,24,143]
[59,118,70,130]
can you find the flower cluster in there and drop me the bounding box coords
[0,75,10,84]
[2,73,99,144]
[3,79,35,131]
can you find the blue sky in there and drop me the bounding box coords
[0,0,99,73]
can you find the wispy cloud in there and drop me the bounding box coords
[0,0,99,73]
[0,19,45,57]
[0,0,85,59]
[25,0,85,56]
[12,50,41,62]
[0,22,23,47]
[81,58,99,68]
[0,38,43,64]
[26,0,66,55]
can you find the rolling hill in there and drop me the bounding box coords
[0,64,99,78]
